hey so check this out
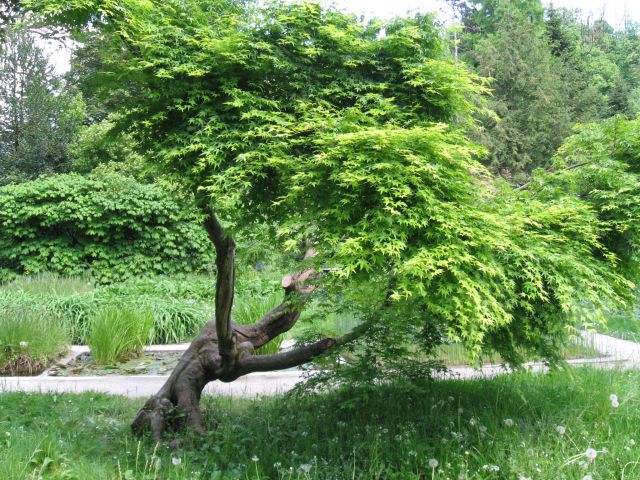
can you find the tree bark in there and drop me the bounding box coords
[131,204,354,441]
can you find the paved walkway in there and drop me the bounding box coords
[1,332,639,398]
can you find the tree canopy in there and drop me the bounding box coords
[21,0,639,372]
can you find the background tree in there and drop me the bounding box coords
[0,27,85,184]
[472,10,570,178]
[23,0,638,443]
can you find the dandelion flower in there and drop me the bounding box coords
[556,425,566,435]
[504,418,514,427]
[171,457,182,466]
[429,459,439,468]
[585,448,597,461]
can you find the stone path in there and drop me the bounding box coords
[1,332,639,398]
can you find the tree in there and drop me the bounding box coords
[472,10,571,177]
[23,0,638,442]
[0,27,85,184]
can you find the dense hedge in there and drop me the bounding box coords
[0,174,214,283]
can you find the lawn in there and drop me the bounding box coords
[0,368,638,479]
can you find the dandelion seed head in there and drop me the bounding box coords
[585,448,597,461]
[429,459,439,468]
[556,425,566,435]
[504,418,514,427]
[171,457,181,466]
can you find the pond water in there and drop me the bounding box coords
[50,351,184,376]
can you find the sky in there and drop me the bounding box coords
[45,0,640,75]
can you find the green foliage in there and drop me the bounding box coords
[69,117,149,179]
[530,116,640,277]
[0,305,68,374]
[0,272,282,345]
[472,11,571,176]
[0,173,214,283]
[88,306,154,364]
[22,0,639,370]
[0,280,205,345]
[0,27,85,185]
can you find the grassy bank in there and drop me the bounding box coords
[0,368,638,479]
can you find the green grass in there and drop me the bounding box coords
[598,312,640,342]
[0,306,69,375]
[88,307,154,364]
[0,272,94,296]
[234,292,284,355]
[0,368,639,479]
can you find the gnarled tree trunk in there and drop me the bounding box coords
[131,205,354,441]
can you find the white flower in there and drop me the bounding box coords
[585,448,597,461]
[630,439,636,446]
[556,425,566,435]
[469,417,477,426]
[172,457,182,466]
[519,476,532,480]
[429,459,439,468]
[611,399,620,408]
[273,462,281,468]
[251,455,259,462]
[609,394,618,402]
[482,464,500,472]
[582,475,593,480]
[19,341,28,348]
[504,418,514,427]
[298,463,312,473]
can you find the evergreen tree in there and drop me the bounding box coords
[0,28,84,184]
[473,11,570,177]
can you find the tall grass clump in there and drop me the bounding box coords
[88,307,154,364]
[0,306,69,375]
[1,272,94,296]
[234,292,284,355]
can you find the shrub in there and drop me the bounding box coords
[0,306,69,375]
[0,173,215,284]
[88,306,154,364]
